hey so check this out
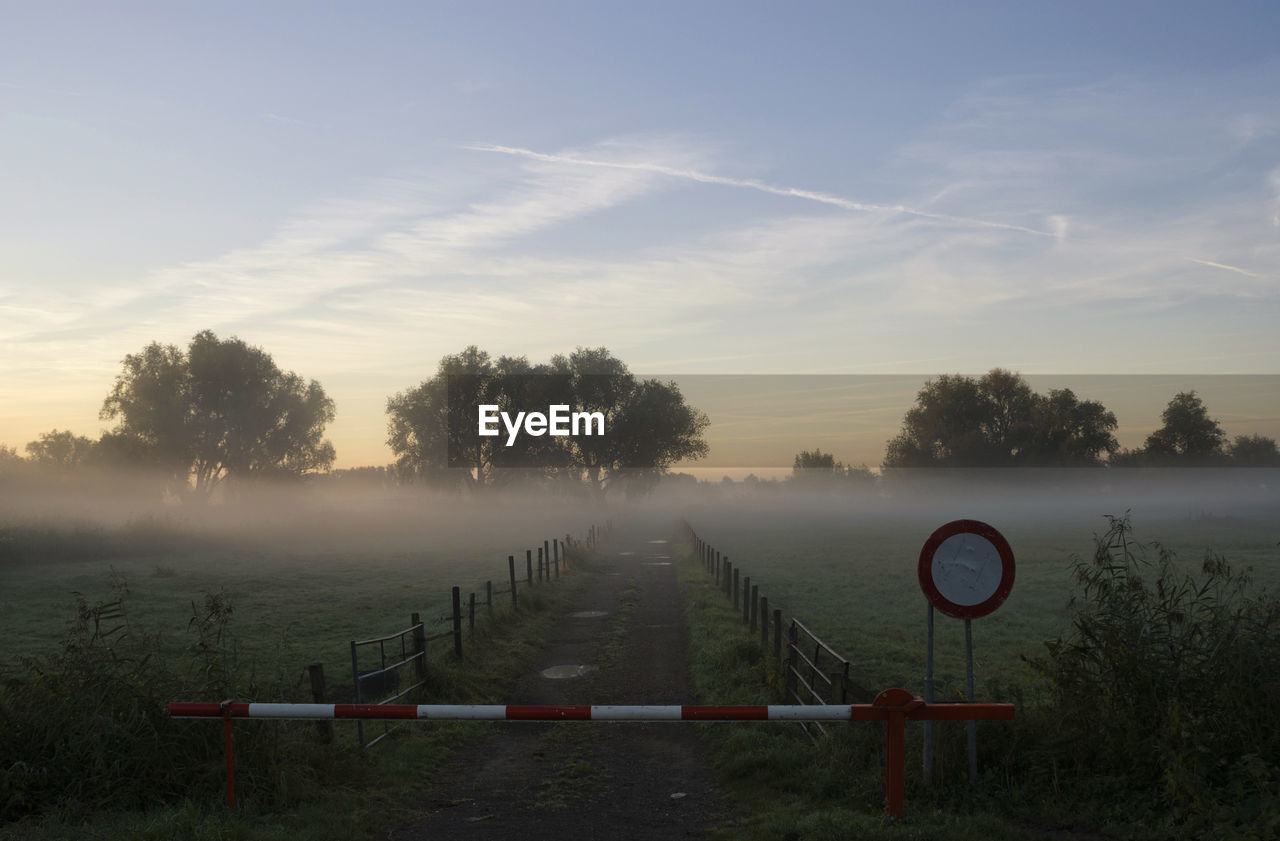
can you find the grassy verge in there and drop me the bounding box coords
[677,538,1035,841]
[678,514,1280,841]
[1,546,595,841]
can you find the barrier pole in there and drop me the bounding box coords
[221,699,236,811]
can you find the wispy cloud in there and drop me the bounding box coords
[1183,257,1261,278]
[465,143,1057,238]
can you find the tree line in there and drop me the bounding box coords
[878,368,1277,469]
[0,332,709,501]
[2,336,1276,504]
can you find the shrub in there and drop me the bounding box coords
[0,573,357,821]
[1026,513,1280,835]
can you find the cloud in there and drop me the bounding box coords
[1183,258,1261,278]
[465,142,1057,238]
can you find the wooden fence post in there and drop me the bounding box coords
[715,551,721,586]
[486,580,493,614]
[508,556,518,608]
[526,549,533,585]
[544,540,551,578]
[537,547,544,583]
[785,620,799,701]
[307,663,333,744]
[750,585,759,631]
[411,612,427,692]
[451,586,463,659]
[743,576,751,623]
[733,567,740,611]
[468,592,476,633]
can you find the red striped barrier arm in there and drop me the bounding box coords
[167,701,1013,722]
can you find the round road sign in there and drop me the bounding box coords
[917,520,1015,619]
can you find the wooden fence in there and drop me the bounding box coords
[304,522,611,749]
[682,521,858,741]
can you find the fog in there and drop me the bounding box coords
[1,465,1276,569]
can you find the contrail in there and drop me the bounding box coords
[1183,257,1261,278]
[465,143,1056,238]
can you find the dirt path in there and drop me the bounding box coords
[390,523,737,841]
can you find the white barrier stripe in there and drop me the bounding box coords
[592,705,683,720]
[417,705,509,719]
[767,705,854,721]
[248,703,335,719]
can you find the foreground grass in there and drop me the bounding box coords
[1,550,592,841]
[679,498,1279,698]
[676,540,1037,840]
[677,508,1280,841]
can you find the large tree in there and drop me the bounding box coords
[100,330,335,497]
[24,430,97,470]
[883,370,1117,468]
[1141,391,1226,463]
[386,346,708,497]
[1228,434,1280,466]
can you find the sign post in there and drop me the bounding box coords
[917,519,1015,784]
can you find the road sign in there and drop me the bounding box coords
[917,519,1015,620]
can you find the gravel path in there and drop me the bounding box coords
[390,524,737,841]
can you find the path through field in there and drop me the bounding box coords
[391,524,737,840]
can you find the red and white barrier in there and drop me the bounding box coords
[170,702,872,721]
[169,690,1013,819]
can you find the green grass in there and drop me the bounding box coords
[0,513,598,840]
[680,501,1279,698]
[676,499,1280,840]
[0,511,587,702]
[677,540,1039,841]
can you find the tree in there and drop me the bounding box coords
[596,375,709,498]
[386,346,709,498]
[791,448,876,490]
[883,370,1116,468]
[1113,391,1229,466]
[0,444,23,474]
[385,346,572,491]
[1023,389,1120,466]
[24,430,96,470]
[1227,434,1280,466]
[100,331,335,497]
[883,370,1117,468]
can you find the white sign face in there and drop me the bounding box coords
[931,533,1003,607]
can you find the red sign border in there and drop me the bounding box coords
[917,519,1015,619]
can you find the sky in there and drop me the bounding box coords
[2,2,1278,469]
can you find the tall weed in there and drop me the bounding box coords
[1025,513,1280,835]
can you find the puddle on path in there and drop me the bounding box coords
[568,610,608,619]
[540,664,598,679]
[647,540,669,544]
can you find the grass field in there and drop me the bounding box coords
[670,476,1280,839]
[676,485,1279,700]
[0,497,601,700]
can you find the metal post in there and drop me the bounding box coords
[452,586,463,659]
[222,702,236,810]
[350,639,364,747]
[886,708,906,819]
[966,618,978,783]
[923,603,934,784]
